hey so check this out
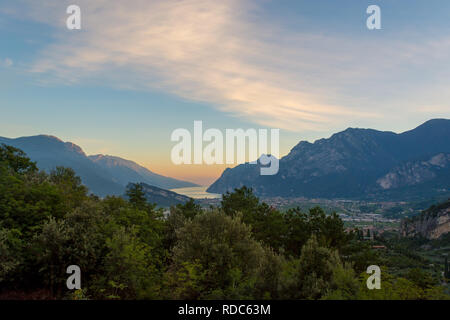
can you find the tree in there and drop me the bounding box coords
[174,198,202,220]
[34,200,107,297]
[0,162,64,235]
[340,239,380,274]
[164,206,188,252]
[126,183,147,209]
[305,207,348,249]
[296,235,342,299]
[104,195,165,258]
[221,186,259,218]
[254,247,287,299]
[0,228,22,282]
[283,208,310,257]
[100,226,159,299]
[356,270,422,300]
[221,187,286,250]
[169,210,265,299]
[162,261,206,300]
[0,144,37,174]
[283,207,349,258]
[445,255,449,279]
[49,167,88,212]
[322,263,360,300]
[405,268,436,290]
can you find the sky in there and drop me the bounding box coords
[1,0,450,185]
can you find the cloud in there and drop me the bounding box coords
[6,0,450,132]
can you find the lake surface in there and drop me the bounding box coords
[170,186,222,199]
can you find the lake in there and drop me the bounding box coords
[170,186,222,199]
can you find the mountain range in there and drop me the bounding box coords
[207,119,450,201]
[136,183,192,208]
[0,135,197,197]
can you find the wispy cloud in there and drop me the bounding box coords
[6,0,450,132]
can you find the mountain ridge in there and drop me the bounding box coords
[0,135,198,197]
[136,182,192,208]
[207,119,450,201]
[88,154,198,189]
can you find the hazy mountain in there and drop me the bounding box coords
[0,135,124,196]
[137,183,192,207]
[88,154,197,189]
[207,119,450,201]
[0,135,197,197]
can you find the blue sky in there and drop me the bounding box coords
[1,1,450,185]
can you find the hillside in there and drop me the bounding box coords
[137,183,192,207]
[207,119,450,201]
[401,200,450,239]
[89,154,197,189]
[0,135,197,197]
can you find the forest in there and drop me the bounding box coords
[0,144,449,300]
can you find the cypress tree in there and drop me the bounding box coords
[445,255,449,279]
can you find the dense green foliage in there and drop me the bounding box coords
[0,145,448,300]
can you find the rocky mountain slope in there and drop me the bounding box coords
[401,200,450,239]
[207,119,450,201]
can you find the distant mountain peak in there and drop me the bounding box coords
[420,118,449,126]
[64,142,86,156]
[402,118,450,135]
[36,134,64,142]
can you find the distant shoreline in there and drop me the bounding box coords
[170,186,221,199]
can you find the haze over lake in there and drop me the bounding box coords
[170,186,221,199]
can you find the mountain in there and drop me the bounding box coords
[377,153,450,190]
[88,154,197,189]
[0,135,124,196]
[207,119,450,201]
[401,200,450,239]
[0,135,197,197]
[137,183,192,207]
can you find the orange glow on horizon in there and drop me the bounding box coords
[142,162,231,186]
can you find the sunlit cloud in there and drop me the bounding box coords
[5,0,450,132]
